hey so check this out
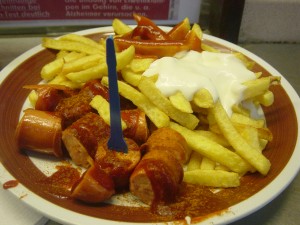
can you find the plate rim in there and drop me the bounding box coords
[0,26,300,225]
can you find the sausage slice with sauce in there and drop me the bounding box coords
[71,164,115,203]
[62,112,110,168]
[15,109,63,157]
[95,137,141,190]
[130,127,189,205]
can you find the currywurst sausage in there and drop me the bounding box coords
[62,110,148,168]
[15,109,63,157]
[55,79,109,127]
[122,109,149,144]
[95,137,141,190]
[71,164,115,203]
[71,137,141,203]
[141,127,190,164]
[23,84,77,112]
[62,112,110,168]
[130,127,189,205]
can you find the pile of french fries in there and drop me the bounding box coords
[32,14,280,189]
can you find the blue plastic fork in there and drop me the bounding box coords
[106,36,128,153]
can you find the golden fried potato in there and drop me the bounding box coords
[101,77,170,128]
[112,18,133,35]
[170,122,252,174]
[41,58,64,80]
[186,151,202,171]
[129,57,155,73]
[169,91,193,113]
[60,33,105,51]
[243,76,280,100]
[184,170,240,188]
[66,45,135,83]
[90,95,127,130]
[192,88,214,109]
[231,113,265,128]
[211,101,271,175]
[42,38,100,55]
[138,77,199,130]
[62,54,104,74]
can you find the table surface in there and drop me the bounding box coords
[0,36,299,225]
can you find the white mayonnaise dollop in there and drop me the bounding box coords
[142,50,256,115]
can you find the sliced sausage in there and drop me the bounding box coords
[62,112,110,168]
[24,84,77,112]
[55,79,108,127]
[130,127,188,205]
[15,109,63,157]
[71,164,115,203]
[130,149,183,205]
[95,137,141,190]
[62,108,149,168]
[141,127,191,164]
[122,109,149,144]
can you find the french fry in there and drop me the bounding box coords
[41,58,64,80]
[62,54,104,74]
[215,164,230,171]
[66,45,135,83]
[90,95,127,130]
[201,43,220,53]
[243,76,280,100]
[28,90,38,107]
[101,77,170,128]
[190,23,203,40]
[169,91,193,113]
[255,72,262,78]
[112,18,133,35]
[42,37,101,55]
[187,151,202,171]
[194,130,230,147]
[129,57,155,73]
[209,119,273,142]
[259,139,269,151]
[240,125,261,151]
[184,170,240,188]
[231,112,265,128]
[48,73,66,84]
[231,103,251,117]
[41,51,88,81]
[200,157,215,170]
[167,17,191,40]
[121,67,143,87]
[138,77,199,130]
[184,23,202,51]
[62,51,86,63]
[170,122,252,174]
[192,88,214,108]
[56,50,69,59]
[233,123,273,141]
[253,90,274,107]
[66,64,107,83]
[233,52,255,70]
[48,74,83,89]
[114,45,136,71]
[59,33,105,51]
[211,101,271,175]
